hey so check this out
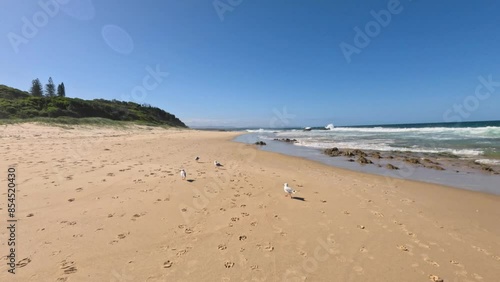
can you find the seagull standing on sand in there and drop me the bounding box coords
[180,169,186,180]
[214,160,221,167]
[283,183,296,198]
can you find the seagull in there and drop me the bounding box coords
[180,169,186,180]
[214,160,221,167]
[283,183,296,198]
[195,156,200,161]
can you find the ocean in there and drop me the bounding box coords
[234,120,500,194]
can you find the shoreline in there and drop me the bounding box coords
[1,124,499,281]
[234,133,500,195]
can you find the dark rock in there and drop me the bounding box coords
[342,150,355,157]
[425,165,445,171]
[324,147,342,157]
[347,159,355,162]
[370,152,382,159]
[423,158,440,165]
[481,165,495,173]
[254,141,267,146]
[386,164,399,170]
[351,149,367,157]
[357,156,373,165]
[273,138,297,143]
[404,157,421,165]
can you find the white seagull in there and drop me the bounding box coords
[180,169,186,180]
[214,160,221,167]
[283,183,296,198]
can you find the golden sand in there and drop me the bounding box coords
[0,124,499,281]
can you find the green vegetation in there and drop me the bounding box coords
[0,84,187,127]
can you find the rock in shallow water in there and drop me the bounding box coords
[357,156,373,165]
[386,164,399,170]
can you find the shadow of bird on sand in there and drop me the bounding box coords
[187,179,195,183]
[291,196,305,201]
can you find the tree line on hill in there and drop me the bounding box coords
[30,77,65,97]
[0,82,187,127]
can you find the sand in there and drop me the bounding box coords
[0,123,499,281]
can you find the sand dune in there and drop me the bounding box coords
[0,123,499,281]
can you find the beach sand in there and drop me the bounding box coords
[1,124,499,281]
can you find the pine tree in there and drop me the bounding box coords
[57,82,66,97]
[45,77,56,97]
[30,78,43,97]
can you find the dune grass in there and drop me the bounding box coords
[0,117,178,129]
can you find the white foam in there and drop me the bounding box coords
[325,123,335,130]
[292,140,483,156]
[474,159,500,165]
[246,129,281,133]
[325,126,500,137]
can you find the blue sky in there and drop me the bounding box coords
[1,0,500,128]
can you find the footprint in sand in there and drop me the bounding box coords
[224,261,235,268]
[250,265,259,270]
[76,187,83,192]
[239,235,247,241]
[117,233,127,239]
[400,198,415,204]
[471,245,491,256]
[371,211,384,217]
[185,228,193,234]
[264,245,274,252]
[424,257,440,267]
[27,213,34,217]
[353,265,364,275]
[241,212,249,217]
[429,275,444,282]
[16,257,31,268]
[397,245,409,252]
[60,260,77,274]
[231,217,240,222]
[163,260,173,268]
[357,225,366,230]
[68,198,75,202]
[218,244,227,250]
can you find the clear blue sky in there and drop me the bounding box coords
[1,0,500,127]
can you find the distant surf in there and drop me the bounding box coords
[234,120,500,194]
[242,120,500,160]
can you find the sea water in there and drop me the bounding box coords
[234,120,500,194]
